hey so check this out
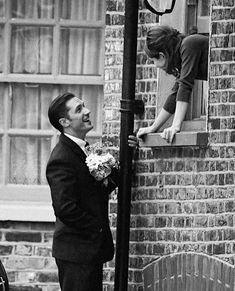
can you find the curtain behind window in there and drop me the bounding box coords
[7,0,104,185]
[11,0,103,75]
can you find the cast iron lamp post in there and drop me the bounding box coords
[114,1,176,291]
[114,1,141,291]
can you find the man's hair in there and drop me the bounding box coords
[48,92,75,132]
[145,25,183,76]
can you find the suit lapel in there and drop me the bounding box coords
[59,134,87,162]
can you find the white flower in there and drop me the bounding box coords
[86,153,102,170]
[85,144,118,183]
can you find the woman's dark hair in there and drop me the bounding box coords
[48,92,75,132]
[145,25,183,76]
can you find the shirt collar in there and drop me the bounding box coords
[64,133,87,152]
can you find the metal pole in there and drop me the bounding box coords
[114,1,139,291]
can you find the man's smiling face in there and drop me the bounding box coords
[65,97,93,139]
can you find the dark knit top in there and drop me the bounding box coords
[163,34,209,114]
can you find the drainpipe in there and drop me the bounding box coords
[114,0,143,291]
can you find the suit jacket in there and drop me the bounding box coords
[46,134,117,264]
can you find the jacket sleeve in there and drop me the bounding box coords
[102,167,119,195]
[46,159,101,231]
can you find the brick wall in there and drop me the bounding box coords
[104,1,158,290]
[0,222,58,291]
[123,0,235,290]
[105,0,235,290]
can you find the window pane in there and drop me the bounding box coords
[0,0,5,17]
[199,0,210,17]
[58,85,103,134]
[60,28,102,75]
[60,0,104,21]
[11,0,55,19]
[9,136,51,185]
[11,26,53,74]
[201,81,208,116]
[0,137,2,183]
[0,25,4,72]
[10,83,54,130]
[0,84,4,128]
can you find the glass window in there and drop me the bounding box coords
[0,25,4,72]
[0,85,4,128]
[0,0,5,18]
[11,0,55,19]
[10,84,54,129]
[60,28,102,75]
[0,137,2,183]
[11,26,53,74]
[9,136,51,185]
[1,82,102,187]
[60,0,104,21]
[199,0,210,17]
[0,0,105,200]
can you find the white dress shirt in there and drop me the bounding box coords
[64,133,87,154]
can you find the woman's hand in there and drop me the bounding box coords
[160,125,180,143]
[136,126,153,139]
[160,101,188,143]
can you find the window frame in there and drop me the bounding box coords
[0,0,106,217]
[0,2,106,83]
[139,0,210,148]
[157,0,209,133]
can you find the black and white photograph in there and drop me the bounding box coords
[0,0,234,290]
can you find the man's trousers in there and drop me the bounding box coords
[56,258,103,291]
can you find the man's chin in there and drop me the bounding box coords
[86,124,93,132]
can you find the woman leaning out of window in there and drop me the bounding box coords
[135,25,209,144]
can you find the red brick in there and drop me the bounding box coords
[5,232,41,243]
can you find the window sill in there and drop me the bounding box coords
[0,74,104,85]
[139,131,209,147]
[0,201,55,222]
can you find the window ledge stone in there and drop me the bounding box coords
[0,201,55,222]
[139,131,209,147]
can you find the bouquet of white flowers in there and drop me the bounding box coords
[85,143,119,185]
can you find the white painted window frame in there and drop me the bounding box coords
[0,0,106,221]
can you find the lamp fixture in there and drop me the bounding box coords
[144,0,176,15]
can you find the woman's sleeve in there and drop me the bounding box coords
[176,36,202,103]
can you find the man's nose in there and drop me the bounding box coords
[84,107,90,114]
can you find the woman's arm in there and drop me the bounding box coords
[160,36,208,143]
[160,101,189,143]
[136,108,172,139]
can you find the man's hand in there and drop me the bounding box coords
[160,126,180,144]
[128,135,139,148]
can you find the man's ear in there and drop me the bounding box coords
[59,117,70,128]
[159,52,166,60]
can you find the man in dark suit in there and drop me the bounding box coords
[46,92,118,291]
